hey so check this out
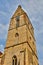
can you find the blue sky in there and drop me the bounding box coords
[0,0,43,65]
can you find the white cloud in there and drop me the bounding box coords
[39,59,43,65]
[0,44,4,52]
[0,23,9,39]
[36,39,43,65]
[0,11,7,17]
[5,0,10,10]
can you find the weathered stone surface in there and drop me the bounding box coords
[0,5,39,65]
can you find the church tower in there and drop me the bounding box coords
[3,5,39,65]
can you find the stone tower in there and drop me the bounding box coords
[3,5,38,65]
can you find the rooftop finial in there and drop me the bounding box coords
[18,5,22,8]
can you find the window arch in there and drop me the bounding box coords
[12,55,17,65]
[15,33,19,37]
[16,16,20,28]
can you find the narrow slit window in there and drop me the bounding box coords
[12,55,17,65]
[16,16,20,28]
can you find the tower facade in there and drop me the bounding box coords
[3,5,38,65]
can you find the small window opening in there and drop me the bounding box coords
[15,33,19,37]
[16,16,20,28]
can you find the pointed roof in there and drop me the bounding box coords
[11,5,26,19]
[11,5,34,30]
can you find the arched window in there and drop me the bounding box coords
[12,55,17,65]
[15,33,19,37]
[16,16,20,28]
